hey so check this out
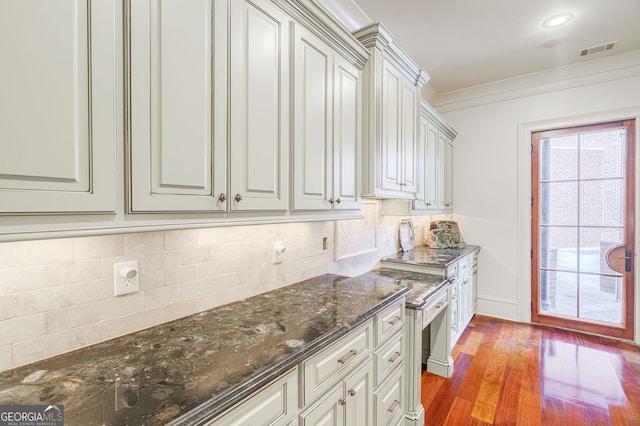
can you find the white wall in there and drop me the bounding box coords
[439,64,640,343]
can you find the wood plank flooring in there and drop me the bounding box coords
[421,315,640,425]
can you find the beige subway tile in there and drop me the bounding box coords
[165,266,197,286]
[197,260,225,280]
[0,345,11,372]
[0,314,45,345]
[124,232,164,255]
[224,257,249,274]
[196,227,225,246]
[76,278,112,305]
[137,270,165,292]
[99,292,144,321]
[181,279,211,299]
[45,260,101,287]
[0,243,11,268]
[120,308,164,335]
[144,285,181,310]
[0,265,45,295]
[164,300,197,322]
[195,290,229,312]
[164,230,198,250]
[12,329,76,369]
[143,250,181,271]
[181,246,211,265]
[0,295,14,320]
[10,239,74,266]
[212,241,244,259]
[74,235,124,260]
[100,255,139,278]
[13,285,75,316]
[45,303,100,334]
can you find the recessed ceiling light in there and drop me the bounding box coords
[542,12,574,28]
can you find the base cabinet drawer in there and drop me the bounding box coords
[205,368,298,426]
[302,320,373,405]
[373,331,403,388]
[374,366,404,426]
[375,300,404,346]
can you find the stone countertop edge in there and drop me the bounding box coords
[381,244,481,268]
[168,285,410,426]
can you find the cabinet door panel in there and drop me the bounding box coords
[333,57,361,210]
[0,0,116,213]
[129,0,226,212]
[300,384,344,426]
[380,61,401,192]
[401,79,417,193]
[444,138,454,210]
[436,133,447,209]
[292,25,331,210]
[344,359,373,425]
[230,0,289,211]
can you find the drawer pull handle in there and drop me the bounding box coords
[337,349,357,365]
[388,315,402,326]
[339,398,346,406]
[388,351,401,363]
[348,389,356,397]
[435,302,445,309]
[387,399,400,413]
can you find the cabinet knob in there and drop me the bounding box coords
[217,193,227,203]
[348,389,356,397]
[445,203,451,207]
[234,193,243,202]
[335,198,341,204]
[329,198,334,204]
[338,398,346,406]
[426,202,431,206]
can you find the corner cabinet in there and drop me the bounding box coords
[354,23,428,199]
[291,23,364,211]
[0,0,118,214]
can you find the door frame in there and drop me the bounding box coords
[517,108,640,344]
[530,120,635,339]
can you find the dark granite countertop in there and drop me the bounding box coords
[381,245,481,269]
[0,274,408,426]
[358,268,450,310]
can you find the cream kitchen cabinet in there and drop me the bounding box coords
[354,23,428,199]
[300,359,373,426]
[128,0,228,213]
[205,368,298,426]
[291,23,362,211]
[414,101,457,212]
[129,0,289,213]
[0,0,117,214]
[448,249,479,348]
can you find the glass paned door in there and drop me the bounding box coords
[531,120,635,339]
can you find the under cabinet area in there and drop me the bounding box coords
[0,0,117,214]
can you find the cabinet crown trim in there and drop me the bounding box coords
[353,22,430,88]
[420,100,458,140]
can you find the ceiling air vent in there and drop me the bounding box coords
[580,41,618,57]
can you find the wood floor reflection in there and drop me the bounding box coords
[421,315,640,425]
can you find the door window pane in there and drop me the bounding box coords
[580,130,624,180]
[580,180,623,227]
[540,135,578,181]
[540,181,578,225]
[540,226,577,271]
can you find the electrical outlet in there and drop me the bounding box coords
[273,242,286,264]
[114,260,139,296]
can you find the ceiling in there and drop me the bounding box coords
[350,0,640,94]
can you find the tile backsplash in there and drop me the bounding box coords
[0,203,438,372]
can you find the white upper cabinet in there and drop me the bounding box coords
[414,101,456,212]
[229,0,290,212]
[0,0,117,214]
[291,23,363,211]
[129,0,228,213]
[354,23,428,199]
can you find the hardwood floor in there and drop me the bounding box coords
[421,315,640,425]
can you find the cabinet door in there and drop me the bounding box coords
[400,78,418,194]
[444,138,454,210]
[380,59,402,193]
[292,24,332,211]
[0,0,117,213]
[344,359,373,426]
[436,132,447,210]
[416,117,438,210]
[332,56,361,210]
[129,0,227,212]
[230,0,289,211]
[299,384,344,426]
